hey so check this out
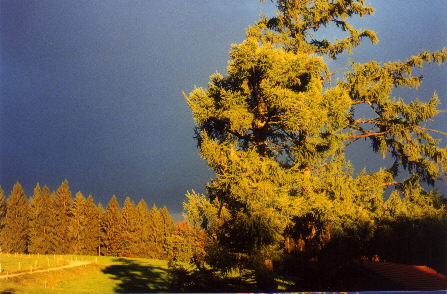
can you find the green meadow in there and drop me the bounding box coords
[0,254,279,293]
[0,254,171,293]
[0,253,404,293]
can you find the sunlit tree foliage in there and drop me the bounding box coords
[183,0,447,283]
[53,180,73,254]
[1,183,29,253]
[100,195,124,256]
[84,194,102,255]
[0,180,193,260]
[29,184,49,253]
[0,187,6,248]
[69,191,88,254]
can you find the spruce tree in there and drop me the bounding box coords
[53,180,73,254]
[0,186,6,252]
[40,186,53,253]
[0,187,5,224]
[168,221,206,264]
[101,195,123,256]
[47,191,59,253]
[183,0,447,282]
[69,191,88,254]
[147,204,162,258]
[29,185,54,254]
[136,199,153,257]
[84,194,101,255]
[159,207,175,259]
[146,205,175,259]
[97,202,105,256]
[1,183,29,253]
[29,183,46,253]
[121,197,139,256]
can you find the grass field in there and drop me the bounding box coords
[0,254,259,293]
[0,253,80,274]
[0,254,409,292]
[0,254,171,293]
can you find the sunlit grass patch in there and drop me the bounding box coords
[0,254,171,293]
[0,253,76,274]
[0,263,100,293]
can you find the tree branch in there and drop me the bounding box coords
[322,68,341,83]
[226,128,246,140]
[351,100,369,105]
[416,126,447,136]
[362,181,401,191]
[348,130,390,140]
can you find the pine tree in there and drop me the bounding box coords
[101,195,123,256]
[1,183,29,253]
[183,0,447,282]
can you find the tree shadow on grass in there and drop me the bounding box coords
[101,258,170,293]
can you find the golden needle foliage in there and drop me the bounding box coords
[183,0,447,279]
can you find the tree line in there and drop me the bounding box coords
[0,180,203,262]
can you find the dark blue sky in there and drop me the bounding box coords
[1,0,446,217]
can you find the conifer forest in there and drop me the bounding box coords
[0,181,202,261]
[1,0,447,292]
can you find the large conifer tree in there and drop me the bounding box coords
[1,183,29,253]
[184,0,447,280]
